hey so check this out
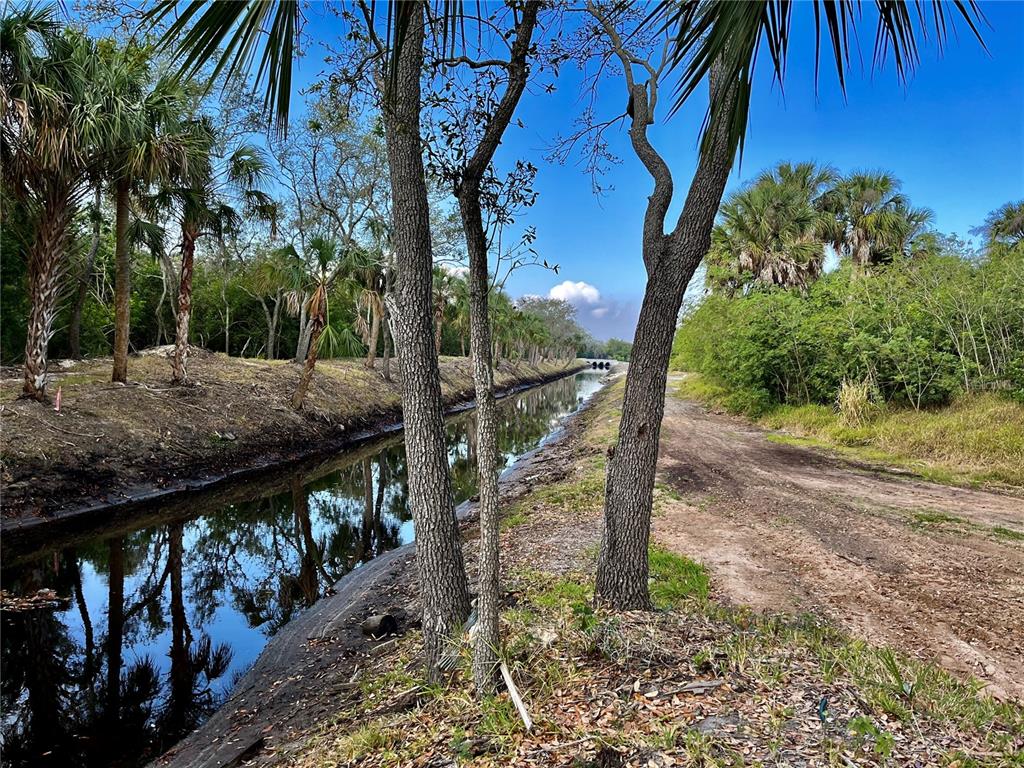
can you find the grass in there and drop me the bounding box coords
[673,373,1024,488]
[648,546,709,608]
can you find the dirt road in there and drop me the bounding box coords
[653,383,1024,700]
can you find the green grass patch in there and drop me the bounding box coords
[912,510,966,527]
[648,546,709,608]
[991,526,1024,542]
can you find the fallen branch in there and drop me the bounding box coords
[500,661,533,732]
[662,678,726,696]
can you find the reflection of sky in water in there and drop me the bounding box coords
[0,371,605,768]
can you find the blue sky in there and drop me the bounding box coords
[293,2,1022,340]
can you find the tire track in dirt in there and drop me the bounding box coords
[653,393,1024,700]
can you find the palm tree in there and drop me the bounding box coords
[290,237,336,409]
[431,265,457,356]
[346,247,385,369]
[709,163,833,291]
[823,172,933,272]
[973,201,1024,249]
[108,71,195,383]
[1,10,126,400]
[148,122,276,383]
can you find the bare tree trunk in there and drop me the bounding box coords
[23,188,74,401]
[383,1,470,676]
[595,64,735,609]
[453,0,540,693]
[382,265,393,381]
[364,303,380,369]
[112,179,131,382]
[69,185,102,359]
[172,228,196,384]
[292,294,325,410]
[294,296,311,363]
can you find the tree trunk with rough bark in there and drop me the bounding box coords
[383,1,470,676]
[460,190,501,691]
[452,0,540,694]
[365,302,380,369]
[69,185,102,359]
[294,296,311,362]
[112,179,132,383]
[172,227,197,384]
[292,289,326,409]
[595,64,736,609]
[23,188,74,401]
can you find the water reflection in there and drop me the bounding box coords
[0,371,602,767]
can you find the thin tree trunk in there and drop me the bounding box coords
[453,0,540,693]
[595,63,735,609]
[383,1,470,676]
[172,228,196,384]
[112,179,131,383]
[364,302,380,369]
[382,265,393,381]
[23,188,74,401]
[292,291,326,409]
[69,185,102,359]
[294,296,311,363]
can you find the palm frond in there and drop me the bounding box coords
[148,0,300,136]
[647,0,987,162]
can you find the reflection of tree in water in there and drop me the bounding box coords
[0,538,227,768]
[0,373,593,767]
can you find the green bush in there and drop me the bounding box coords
[673,244,1023,412]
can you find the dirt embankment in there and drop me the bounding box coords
[653,379,1024,700]
[0,350,584,524]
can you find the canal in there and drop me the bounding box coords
[0,370,605,768]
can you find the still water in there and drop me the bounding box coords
[0,371,603,768]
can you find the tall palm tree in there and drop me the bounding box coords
[977,201,1024,249]
[431,265,457,356]
[1,10,131,400]
[108,71,195,383]
[824,172,933,272]
[148,122,276,383]
[290,236,339,409]
[346,247,385,369]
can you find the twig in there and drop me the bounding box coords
[528,735,594,755]
[661,678,726,696]
[29,416,102,439]
[500,661,533,732]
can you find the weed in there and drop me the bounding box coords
[992,526,1024,542]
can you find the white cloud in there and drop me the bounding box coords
[590,307,609,319]
[548,280,601,305]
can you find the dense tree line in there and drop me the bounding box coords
[673,169,1024,412]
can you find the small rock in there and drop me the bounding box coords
[361,613,398,639]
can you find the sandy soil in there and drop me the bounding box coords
[653,382,1024,700]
